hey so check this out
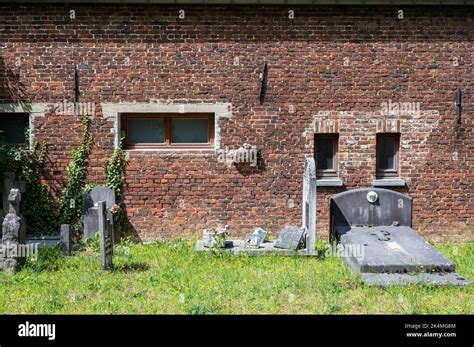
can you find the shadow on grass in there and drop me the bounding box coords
[112,262,150,273]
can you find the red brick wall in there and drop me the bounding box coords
[0,4,473,242]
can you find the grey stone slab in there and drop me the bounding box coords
[360,272,471,286]
[316,178,344,187]
[26,237,61,248]
[83,207,99,239]
[373,178,406,187]
[339,226,455,274]
[195,240,315,256]
[83,186,116,211]
[60,224,71,255]
[274,226,307,251]
[98,201,113,271]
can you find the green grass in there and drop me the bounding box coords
[0,240,472,314]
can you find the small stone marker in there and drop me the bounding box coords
[60,224,71,256]
[244,227,267,248]
[274,226,307,251]
[97,201,113,271]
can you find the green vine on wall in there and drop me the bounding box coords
[105,134,128,230]
[59,113,93,227]
[105,134,127,201]
[19,141,59,235]
[0,130,59,236]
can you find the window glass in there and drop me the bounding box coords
[172,118,208,143]
[127,118,164,144]
[377,136,397,171]
[316,137,335,171]
[0,114,28,144]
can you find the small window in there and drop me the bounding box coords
[121,113,214,149]
[315,134,338,178]
[376,133,400,178]
[0,113,29,144]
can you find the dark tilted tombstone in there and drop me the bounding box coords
[97,201,113,271]
[83,186,118,242]
[1,189,27,273]
[274,226,307,251]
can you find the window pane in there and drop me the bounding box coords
[377,136,396,170]
[0,114,28,144]
[127,118,164,144]
[316,137,334,171]
[172,118,208,143]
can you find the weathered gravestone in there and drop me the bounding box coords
[83,186,117,241]
[244,227,267,249]
[274,226,307,251]
[1,189,27,273]
[330,188,471,286]
[97,201,113,271]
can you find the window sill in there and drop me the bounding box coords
[373,178,406,187]
[124,148,216,157]
[316,178,344,187]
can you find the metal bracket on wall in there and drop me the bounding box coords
[258,61,268,104]
[73,64,79,107]
[455,87,462,136]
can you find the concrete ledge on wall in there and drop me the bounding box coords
[316,178,344,187]
[373,178,406,187]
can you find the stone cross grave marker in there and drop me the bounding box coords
[97,201,113,271]
[302,157,317,254]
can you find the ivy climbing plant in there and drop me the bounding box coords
[0,130,59,235]
[59,113,93,228]
[105,133,127,201]
[105,133,128,229]
[19,140,59,235]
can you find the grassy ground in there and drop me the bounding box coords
[0,239,472,314]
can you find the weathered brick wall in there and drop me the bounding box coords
[0,5,472,242]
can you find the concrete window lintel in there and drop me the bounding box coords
[373,178,406,187]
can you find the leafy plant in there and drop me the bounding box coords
[59,113,93,227]
[105,133,127,201]
[19,148,59,235]
[0,130,59,235]
[105,133,128,230]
